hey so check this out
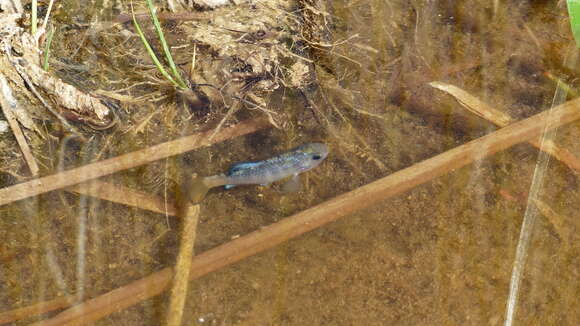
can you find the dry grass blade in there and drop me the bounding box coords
[31,0,37,35]
[0,74,39,176]
[429,81,513,125]
[41,0,56,31]
[0,118,270,206]
[30,97,580,326]
[429,81,580,171]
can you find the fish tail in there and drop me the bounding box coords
[187,176,211,204]
[186,175,228,203]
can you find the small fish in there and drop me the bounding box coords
[188,142,329,203]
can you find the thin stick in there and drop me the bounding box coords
[189,44,196,81]
[0,74,40,176]
[0,118,269,206]
[41,0,56,31]
[0,295,77,325]
[31,0,37,35]
[430,82,580,171]
[67,180,178,216]
[31,97,580,326]
[166,204,200,326]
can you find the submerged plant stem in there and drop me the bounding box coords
[166,204,200,326]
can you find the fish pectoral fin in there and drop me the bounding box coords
[281,174,301,193]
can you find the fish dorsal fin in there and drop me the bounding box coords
[227,161,260,175]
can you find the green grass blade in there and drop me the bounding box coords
[145,0,187,88]
[568,0,580,47]
[43,26,55,71]
[132,7,180,88]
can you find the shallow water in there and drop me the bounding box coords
[0,1,578,325]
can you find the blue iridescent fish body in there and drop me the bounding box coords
[202,142,329,190]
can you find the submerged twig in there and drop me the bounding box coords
[0,118,270,206]
[0,74,40,176]
[430,82,580,172]
[0,295,77,325]
[30,97,580,326]
[67,180,178,216]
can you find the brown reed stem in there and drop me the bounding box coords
[166,204,200,326]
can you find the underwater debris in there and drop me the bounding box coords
[0,13,116,129]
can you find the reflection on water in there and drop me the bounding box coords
[0,1,578,325]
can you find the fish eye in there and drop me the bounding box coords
[312,154,322,160]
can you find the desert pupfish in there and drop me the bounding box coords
[188,142,329,203]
